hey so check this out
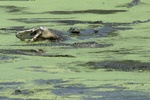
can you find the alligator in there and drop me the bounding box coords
[1,26,113,48]
[15,25,133,43]
[15,26,101,42]
[1,18,149,48]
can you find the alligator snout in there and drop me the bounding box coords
[15,28,36,41]
[16,32,21,38]
[16,32,24,41]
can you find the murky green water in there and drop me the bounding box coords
[0,0,150,99]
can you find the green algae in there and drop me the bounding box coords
[0,0,150,99]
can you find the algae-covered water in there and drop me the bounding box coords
[0,0,150,99]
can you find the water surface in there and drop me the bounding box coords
[0,0,150,99]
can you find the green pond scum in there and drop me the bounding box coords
[0,0,150,99]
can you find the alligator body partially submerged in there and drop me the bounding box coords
[15,25,132,42]
[9,16,150,49]
[0,26,114,49]
[15,26,108,42]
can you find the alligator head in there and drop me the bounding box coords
[16,27,62,42]
[67,27,80,35]
[16,28,36,41]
